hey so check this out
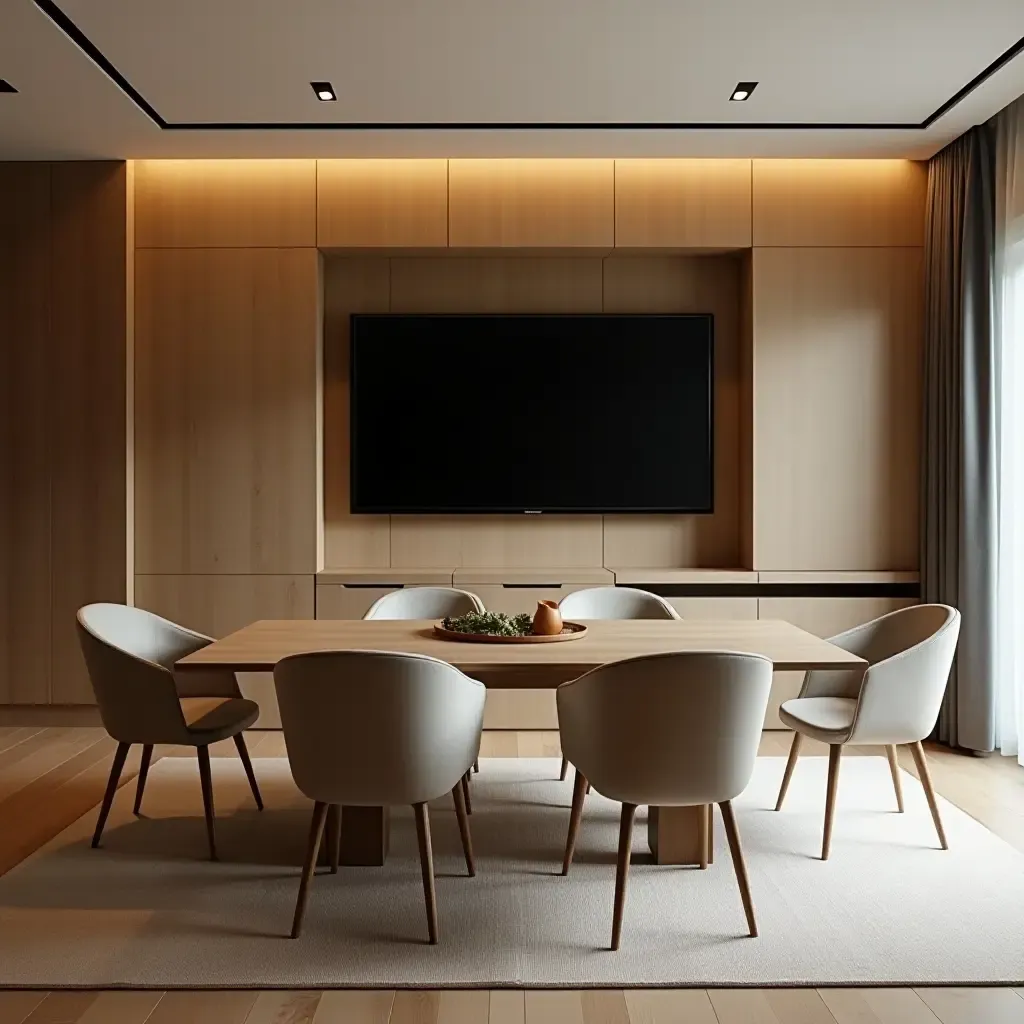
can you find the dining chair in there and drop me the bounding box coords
[555,586,680,781]
[364,586,486,784]
[774,604,961,860]
[557,651,772,950]
[274,650,485,942]
[76,603,263,861]
[363,586,485,620]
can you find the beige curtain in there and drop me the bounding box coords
[921,126,997,751]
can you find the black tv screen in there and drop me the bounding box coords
[350,313,714,514]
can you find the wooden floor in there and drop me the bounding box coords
[0,726,1021,1024]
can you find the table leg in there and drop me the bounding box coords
[338,805,390,866]
[648,805,714,865]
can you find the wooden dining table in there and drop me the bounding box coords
[177,618,864,867]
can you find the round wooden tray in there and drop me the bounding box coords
[432,622,588,644]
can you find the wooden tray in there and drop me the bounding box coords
[433,622,588,644]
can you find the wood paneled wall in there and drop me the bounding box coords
[0,162,130,704]
[1,157,927,707]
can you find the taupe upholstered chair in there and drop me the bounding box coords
[364,586,486,785]
[557,651,772,950]
[363,586,485,620]
[775,604,961,859]
[274,650,485,943]
[555,586,680,782]
[76,603,263,860]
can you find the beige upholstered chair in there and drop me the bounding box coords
[363,586,485,620]
[364,586,486,783]
[555,586,680,781]
[557,651,773,950]
[274,650,485,942]
[775,604,961,860]
[76,603,263,860]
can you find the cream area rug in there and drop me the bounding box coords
[0,756,1022,988]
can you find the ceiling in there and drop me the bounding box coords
[2,0,1024,159]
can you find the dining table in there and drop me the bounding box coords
[177,617,865,867]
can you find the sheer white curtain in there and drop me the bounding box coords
[995,98,1024,765]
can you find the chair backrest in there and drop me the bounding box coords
[841,604,961,744]
[76,603,196,744]
[557,651,772,806]
[558,586,680,620]
[363,587,485,621]
[274,650,486,806]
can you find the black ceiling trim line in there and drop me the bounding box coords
[922,31,1024,127]
[32,0,1024,133]
[33,0,165,127]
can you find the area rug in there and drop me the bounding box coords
[0,756,1022,988]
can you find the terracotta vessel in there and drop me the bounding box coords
[532,600,563,636]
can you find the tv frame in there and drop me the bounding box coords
[349,312,715,515]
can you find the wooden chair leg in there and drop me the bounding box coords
[473,757,480,774]
[586,781,592,795]
[461,772,473,815]
[291,801,328,938]
[325,804,340,874]
[698,803,709,870]
[719,800,757,937]
[561,768,588,875]
[196,745,217,861]
[775,731,804,811]
[885,745,905,813]
[92,741,130,848]
[559,756,568,781]
[133,744,153,816]
[413,802,439,944]
[910,741,948,850]
[452,780,476,877]
[233,732,264,811]
[610,803,637,951]
[822,743,843,861]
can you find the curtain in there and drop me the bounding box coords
[994,97,1024,766]
[921,127,997,751]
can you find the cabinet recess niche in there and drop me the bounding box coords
[322,251,746,571]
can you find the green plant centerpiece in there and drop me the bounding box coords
[441,610,534,637]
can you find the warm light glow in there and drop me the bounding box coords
[731,90,749,101]
[318,89,335,101]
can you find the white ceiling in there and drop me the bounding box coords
[1,0,1024,159]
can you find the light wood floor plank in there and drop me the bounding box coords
[437,991,489,1024]
[818,988,940,1023]
[580,992,629,1024]
[914,988,1024,1024]
[391,991,441,1024]
[243,992,322,1024]
[0,729,105,802]
[21,993,98,1024]
[145,990,258,1024]
[489,992,525,1024]
[764,990,837,1024]
[525,991,583,1024]
[313,991,395,1024]
[709,989,785,1024]
[0,727,47,757]
[0,991,47,1024]
[623,989,718,1024]
[75,992,163,1024]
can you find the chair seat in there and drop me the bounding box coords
[182,697,260,744]
[779,696,857,743]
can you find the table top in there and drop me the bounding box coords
[177,618,865,683]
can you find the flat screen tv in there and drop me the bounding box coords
[350,313,714,514]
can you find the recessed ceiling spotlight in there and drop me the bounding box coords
[0,80,17,94]
[311,81,336,102]
[730,81,758,102]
